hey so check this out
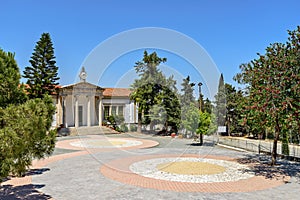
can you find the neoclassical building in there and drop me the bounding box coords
[52,67,137,128]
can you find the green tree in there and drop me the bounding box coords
[182,103,199,136]
[23,33,59,99]
[203,98,213,114]
[160,84,181,133]
[196,111,212,145]
[0,49,56,182]
[0,96,56,180]
[225,83,244,135]
[0,49,26,107]
[180,76,196,134]
[215,74,226,129]
[235,26,300,165]
[131,51,180,133]
[180,76,195,108]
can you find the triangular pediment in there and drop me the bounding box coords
[62,82,104,90]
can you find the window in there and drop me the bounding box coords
[118,106,124,116]
[111,106,117,116]
[104,106,109,120]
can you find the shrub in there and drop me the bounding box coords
[0,96,56,180]
[130,124,137,132]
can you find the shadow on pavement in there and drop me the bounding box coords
[0,168,52,199]
[0,184,52,200]
[237,154,300,182]
[25,168,50,176]
[188,141,216,147]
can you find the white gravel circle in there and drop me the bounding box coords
[70,139,143,148]
[130,157,254,183]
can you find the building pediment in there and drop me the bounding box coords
[60,82,104,96]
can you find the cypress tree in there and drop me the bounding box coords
[215,73,226,127]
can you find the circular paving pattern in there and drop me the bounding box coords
[100,154,289,193]
[130,157,254,183]
[55,136,159,151]
[70,138,143,148]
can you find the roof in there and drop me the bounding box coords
[22,84,61,89]
[103,88,132,97]
[61,82,103,90]
[21,84,61,95]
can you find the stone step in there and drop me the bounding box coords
[69,126,119,136]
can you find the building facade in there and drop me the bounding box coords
[53,67,137,128]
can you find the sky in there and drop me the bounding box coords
[1,0,299,99]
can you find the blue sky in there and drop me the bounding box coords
[1,0,299,98]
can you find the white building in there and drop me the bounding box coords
[53,67,137,128]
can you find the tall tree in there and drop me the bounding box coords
[215,74,226,128]
[234,26,300,165]
[131,51,166,132]
[23,33,59,98]
[180,76,195,107]
[0,49,56,181]
[0,49,26,107]
[203,98,213,114]
[225,83,244,135]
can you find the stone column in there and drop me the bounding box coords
[57,96,62,126]
[98,97,103,126]
[75,95,79,128]
[87,96,91,127]
[62,96,67,127]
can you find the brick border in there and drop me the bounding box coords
[100,154,289,193]
[1,136,158,187]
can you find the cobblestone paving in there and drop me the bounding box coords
[1,133,300,200]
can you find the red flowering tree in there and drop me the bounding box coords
[235,26,300,165]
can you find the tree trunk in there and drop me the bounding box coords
[149,121,154,131]
[271,117,280,165]
[164,121,168,134]
[137,111,142,133]
[282,129,289,156]
[199,133,203,145]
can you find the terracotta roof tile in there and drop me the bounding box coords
[103,88,132,97]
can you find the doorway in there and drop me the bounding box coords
[78,105,83,126]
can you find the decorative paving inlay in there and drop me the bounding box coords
[70,138,143,148]
[100,154,289,193]
[157,161,226,175]
[55,136,159,151]
[130,157,254,183]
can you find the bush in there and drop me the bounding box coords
[130,124,137,132]
[0,96,56,180]
[120,123,129,132]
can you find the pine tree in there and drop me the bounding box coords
[131,51,180,133]
[180,76,195,107]
[0,49,56,181]
[23,33,59,98]
[203,98,213,114]
[0,49,26,107]
[131,51,167,132]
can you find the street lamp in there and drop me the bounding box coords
[198,82,202,111]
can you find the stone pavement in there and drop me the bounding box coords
[1,131,300,200]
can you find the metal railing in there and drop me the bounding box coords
[217,136,300,160]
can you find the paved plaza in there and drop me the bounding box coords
[1,130,300,200]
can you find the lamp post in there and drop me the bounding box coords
[198,82,203,111]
